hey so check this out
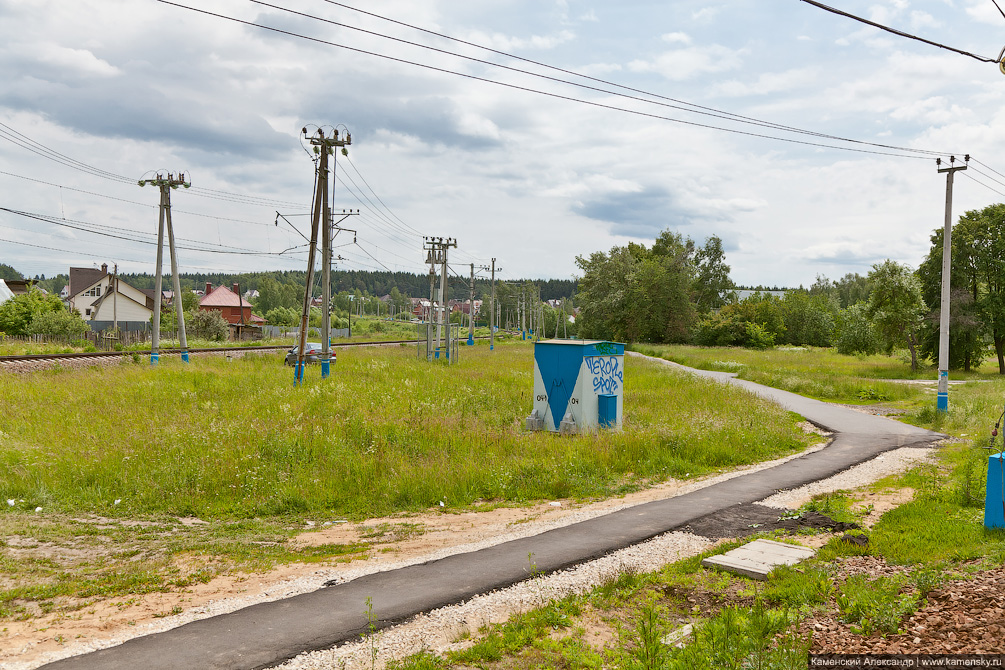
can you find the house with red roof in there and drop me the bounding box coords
[199,282,265,339]
[199,283,265,325]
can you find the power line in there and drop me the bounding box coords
[0,207,308,257]
[796,0,1003,64]
[250,0,951,158]
[301,0,950,157]
[960,171,1005,199]
[343,155,423,235]
[154,0,948,160]
[0,169,281,227]
[0,122,305,210]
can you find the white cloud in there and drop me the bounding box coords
[710,67,820,97]
[627,45,742,81]
[691,6,721,22]
[661,32,692,45]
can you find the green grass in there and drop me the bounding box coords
[0,341,811,520]
[633,343,930,404]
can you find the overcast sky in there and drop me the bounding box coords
[2,0,1004,288]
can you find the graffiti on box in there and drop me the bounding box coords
[585,356,623,394]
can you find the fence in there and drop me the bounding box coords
[7,329,151,350]
[262,326,350,340]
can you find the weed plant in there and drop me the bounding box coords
[0,342,810,519]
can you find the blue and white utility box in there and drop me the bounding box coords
[527,339,625,434]
[985,452,1005,529]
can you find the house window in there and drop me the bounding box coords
[85,308,91,316]
[85,285,102,297]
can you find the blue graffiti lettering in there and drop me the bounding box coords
[586,356,622,394]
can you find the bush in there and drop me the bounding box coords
[27,309,90,338]
[185,310,229,341]
[0,289,65,336]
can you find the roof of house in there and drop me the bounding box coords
[68,267,107,297]
[200,285,249,308]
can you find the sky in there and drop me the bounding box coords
[1,0,1004,289]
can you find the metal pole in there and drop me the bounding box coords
[937,157,968,413]
[113,263,118,335]
[151,187,166,365]
[165,188,189,362]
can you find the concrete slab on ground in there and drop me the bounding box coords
[701,538,816,580]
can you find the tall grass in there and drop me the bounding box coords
[633,344,929,404]
[0,341,810,520]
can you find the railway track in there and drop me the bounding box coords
[0,339,418,366]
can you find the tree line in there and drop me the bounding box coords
[574,205,1005,373]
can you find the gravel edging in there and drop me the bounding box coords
[267,445,935,670]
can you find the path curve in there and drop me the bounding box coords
[41,355,945,670]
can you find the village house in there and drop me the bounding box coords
[66,264,154,330]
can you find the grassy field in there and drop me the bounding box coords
[0,341,814,620]
[374,345,1005,669]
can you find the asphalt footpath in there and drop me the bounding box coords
[42,355,944,670]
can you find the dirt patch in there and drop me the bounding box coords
[805,560,1005,655]
[681,503,858,539]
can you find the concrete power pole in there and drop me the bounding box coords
[113,263,118,335]
[422,237,457,360]
[468,263,475,346]
[139,171,191,365]
[489,258,500,351]
[936,154,969,413]
[305,127,351,382]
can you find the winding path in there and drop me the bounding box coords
[42,355,944,670]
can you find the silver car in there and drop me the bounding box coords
[284,343,336,366]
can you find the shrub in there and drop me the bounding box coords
[186,310,229,341]
[27,309,90,339]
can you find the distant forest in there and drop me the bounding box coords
[19,267,577,302]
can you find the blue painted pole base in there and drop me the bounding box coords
[521,331,526,340]
[181,351,189,363]
[321,359,330,378]
[985,453,1005,529]
[490,344,494,350]
[150,352,159,366]
[937,392,949,413]
[467,336,474,346]
[294,362,304,386]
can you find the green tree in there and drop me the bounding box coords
[866,260,927,371]
[782,290,837,347]
[575,229,710,343]
[917,223,987,371]
[949,204,1005,373]
[0,264,23,281]
[692,235,735,313]
[835,303,880,355]
[0,289,65,336]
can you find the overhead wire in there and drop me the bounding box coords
[245,0,950,158]
[153,0,947,161]
[0,207,309,257]
[796,0,1003,64]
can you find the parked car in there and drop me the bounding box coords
[284,343,336,366]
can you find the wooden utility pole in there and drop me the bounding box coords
[139,171,191,365]
[936,154,969,413]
